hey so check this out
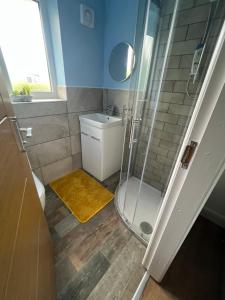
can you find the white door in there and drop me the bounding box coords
[143,21,225,282]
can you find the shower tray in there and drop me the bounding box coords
[115,177,163,242]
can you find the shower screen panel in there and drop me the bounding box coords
[116,0,225,242]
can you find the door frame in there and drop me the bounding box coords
[142,20,225,281]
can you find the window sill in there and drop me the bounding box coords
[32,98,67,103]
[12,98,67,104]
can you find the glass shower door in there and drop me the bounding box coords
[117,0,162,233]
[128,0,224,241]
[118,87,144,224]
[130,0,181,240]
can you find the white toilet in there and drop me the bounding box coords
[32,172,45,210]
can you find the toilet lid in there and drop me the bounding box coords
[32,172,44,198]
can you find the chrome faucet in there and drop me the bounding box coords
[105,104,115,116]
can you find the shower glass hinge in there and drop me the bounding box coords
[181,141,198,169]
[132,118,142,124]
[129,138,138,149]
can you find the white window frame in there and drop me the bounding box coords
[3,0,58,99]
[32,0,57,99]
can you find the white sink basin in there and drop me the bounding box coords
[79,113,122,129]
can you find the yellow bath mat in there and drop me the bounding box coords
[49,169,114,223]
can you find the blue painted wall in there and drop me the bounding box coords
[57,0,104,87]
[44,0,159,90]
[103,0,139,90]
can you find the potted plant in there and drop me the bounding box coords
[11,84,33,102]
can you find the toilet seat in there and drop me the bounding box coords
[32,172,45,210]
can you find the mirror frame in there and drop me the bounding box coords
[109,42,136,82]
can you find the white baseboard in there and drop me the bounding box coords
[132,271,150,300]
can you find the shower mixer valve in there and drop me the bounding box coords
[132,118,142,124]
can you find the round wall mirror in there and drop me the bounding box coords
[109,42,135,82]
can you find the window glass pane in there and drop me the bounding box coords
[0,0,51,93]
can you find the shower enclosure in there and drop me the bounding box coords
[115,0,225,242]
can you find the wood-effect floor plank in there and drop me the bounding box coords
[101,221,132,263]
[55,257,77,296]
[88,236,146,300]
[54,203,116,263]
[59,252,110,300]
[54,214,79,238]
[69,211,120,271]
[44,180,146,300]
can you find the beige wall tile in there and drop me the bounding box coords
[71,134,81,155]
[13,100,67,118]
[19,114,69,146]
[41,156,73,185]
[103,89,130,115]
[178,5,210,26]
[67,87,103,113]
[27,137,71,168]
[72,153,82,170]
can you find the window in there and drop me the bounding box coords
[0,0,54,96]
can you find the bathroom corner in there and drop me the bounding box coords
[13,87,103,185]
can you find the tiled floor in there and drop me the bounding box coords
[44,172,146,300]
[142,216,225,300]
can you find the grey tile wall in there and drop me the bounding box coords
[67,87,102,113]
[13,87,103,184]
[98,1,224,193]
[19,114,69,145]
[13,99,67,117]
[26,137,71,168]
[133,0,225,191]
[103,89,130,115]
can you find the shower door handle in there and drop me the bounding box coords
[128,116,134,148]
[132,118,142,124]
[129,117,142,148]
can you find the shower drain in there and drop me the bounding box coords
[140,222,153,235]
